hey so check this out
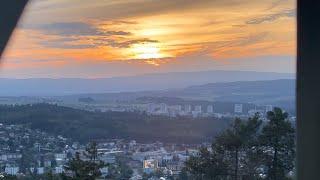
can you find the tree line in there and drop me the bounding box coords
[182,107,295,180]
[0,103,231,143]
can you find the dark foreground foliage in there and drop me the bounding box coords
[62,142,106,180]
[184,107,295,180]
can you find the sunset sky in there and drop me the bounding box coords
[1,0,296,78]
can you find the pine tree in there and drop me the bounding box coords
[63,152,87,179]
[83,142,105,178]
[185,147,221,179]
[259,107,295,180]
[214,115,261,179]
[185,115,261,179]
[63,141,106,180]
[183,108,295,179]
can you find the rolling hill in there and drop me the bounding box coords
[59,79,295,111]
[0,104,231,143]
[0,70,294,96]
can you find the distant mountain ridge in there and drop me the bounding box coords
[156,79,295,110]
[59,79,295,112]
[130,79,296,109]
[0,70,294,96]
[163,79,295,101]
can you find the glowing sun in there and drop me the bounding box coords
[131,43,163,59]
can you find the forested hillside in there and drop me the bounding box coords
[0,104,231,143]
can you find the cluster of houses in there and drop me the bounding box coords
[0,123,202,179]
[0,123,71,176]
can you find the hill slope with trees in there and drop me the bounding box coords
[0,104,231,143]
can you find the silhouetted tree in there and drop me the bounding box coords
[19,150,37,174]
[185,146,229,179]
[106,155,133,179]
[214,115,261,179]
[259,108,295,180]
[185,111,295,180]
[63,142,106,180]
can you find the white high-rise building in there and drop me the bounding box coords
[195,105,202,113]
[55,166,64,174]
[234,104,243,113]
[5,167,19,175]
[265,105,273,113]
[159,103,168,113]
[184,105,192,113]
[207,105,214,113]
[175,105,182,111]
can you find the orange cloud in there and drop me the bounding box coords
[1,0,296,77]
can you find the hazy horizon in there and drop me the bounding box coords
[0,69,295,79]
[0,71,294,96]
